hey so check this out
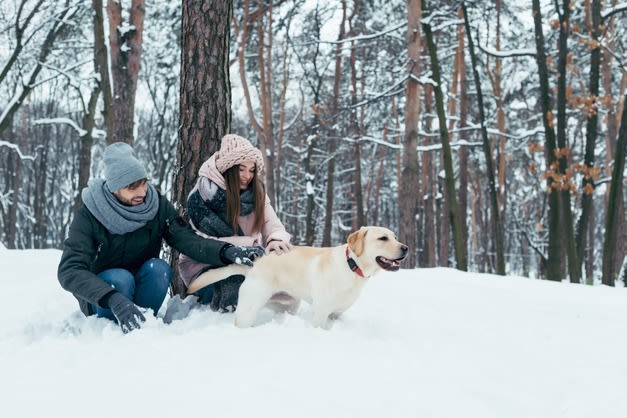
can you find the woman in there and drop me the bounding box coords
[179,134,292,312]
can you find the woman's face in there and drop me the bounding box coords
[238,161,256,190]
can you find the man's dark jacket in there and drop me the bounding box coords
[58,193,228,316]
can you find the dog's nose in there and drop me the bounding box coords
[400,245,408,256]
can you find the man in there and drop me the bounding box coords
[57,142,264,333]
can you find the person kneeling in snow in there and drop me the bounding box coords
[57,142,264,333]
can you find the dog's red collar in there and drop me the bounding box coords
[345,245,365,278]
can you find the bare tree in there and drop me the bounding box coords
[0,1,77,137]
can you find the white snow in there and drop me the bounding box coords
[1,248,626,417]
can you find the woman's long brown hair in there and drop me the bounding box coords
[223,165,265,234]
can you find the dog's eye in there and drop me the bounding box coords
[378,236,389,241]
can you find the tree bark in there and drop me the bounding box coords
[322,1,347,247]
[423,0,467,271]
[399,0,422,267]
[106,0,145,144]
[462,2,504,275]
[171,0,233,296]
[576,0,601,281]
[602,93,627,286]
[531,0,562,281]
[451,7,468,265]
[349,1,365,228]
[457,10,469,269]
[555,0,581,283]
[93,0,113,142]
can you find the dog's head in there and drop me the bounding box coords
[347,226,408,274]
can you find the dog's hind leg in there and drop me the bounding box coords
[234,277,274,328]
[266,293,300,315]
[328,312,342,320]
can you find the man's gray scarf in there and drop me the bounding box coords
[187,177,254,238]
[82,179,159,235]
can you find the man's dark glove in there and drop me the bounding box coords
[220,244,264,267]
[210,275,245,313]
[105,292,146,334]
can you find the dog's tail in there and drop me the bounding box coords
[186,264,250,294]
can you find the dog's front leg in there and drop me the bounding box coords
[311,302,333,329]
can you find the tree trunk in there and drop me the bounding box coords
[399,0,422,267]
[93,0,114,142]
[462,2,504,275]
[423,0,467,271]
[349,2,365,228]
[420,87,436,267]
[257,5,277,205]
[236,0,278,205]
[171,0,233,296]
[531,0,562,281]
[602,93,627,286]
[555,0,581,283]
[576,0,601,281]
[72,84,100,214]
[495,0,507,230]
[452,7,469,265]
[322,1,347,247]
[33,135,50,248]
[6,140,22,249]
[304,135,317,246]
[106,0,145,144]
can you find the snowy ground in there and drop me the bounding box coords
[1,247,626,418]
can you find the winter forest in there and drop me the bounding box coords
[0,0,625,289]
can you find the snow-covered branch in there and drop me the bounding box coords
[343,135,483,151]
[33,118,87,137]
[320,21,405,45]
[344,75,408,110]
[0,141,36,161]
[478,45,536,58]
[601,2,627,20]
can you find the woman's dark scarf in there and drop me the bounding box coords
[81,179,159,235]
[187,177,254,238]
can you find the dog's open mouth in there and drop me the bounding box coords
[376,256,404,271]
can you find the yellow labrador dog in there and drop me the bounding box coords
[187,226,408,328]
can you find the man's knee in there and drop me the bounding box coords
[98,268,135,297]
[141,258,173,287]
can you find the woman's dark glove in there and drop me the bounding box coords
[105,292,146,334]
[220,244,264,267]
[210,275,245,313]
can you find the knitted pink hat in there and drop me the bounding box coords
[214,134,265,174]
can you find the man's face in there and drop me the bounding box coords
[113,179,148,206]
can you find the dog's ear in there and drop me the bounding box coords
[347,228,367,256]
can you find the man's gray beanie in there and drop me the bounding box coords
[103,142,148,192]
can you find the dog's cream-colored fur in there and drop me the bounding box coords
[187,226,408,328]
